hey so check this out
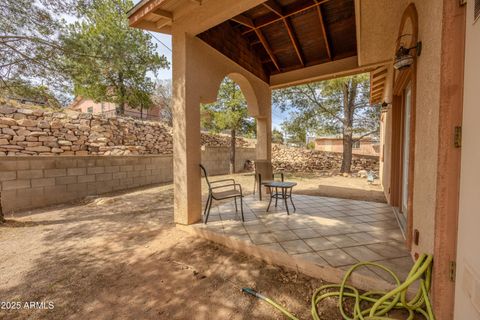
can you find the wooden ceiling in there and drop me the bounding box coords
[198,0,357,82]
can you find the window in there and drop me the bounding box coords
[87,106,93,113]
[352,141,360,149]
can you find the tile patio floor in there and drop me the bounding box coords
[194,194,413,284]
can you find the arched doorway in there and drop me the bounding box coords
[390,3,418,248]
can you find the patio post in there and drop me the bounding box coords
[256,98,272,161]
[171,32,202,225]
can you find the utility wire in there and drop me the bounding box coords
[147,31,172,52]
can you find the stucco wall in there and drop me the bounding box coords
[454,2,480,318]
[409,0,443,254]
[315,139,379,156]
[377,1,444,254]
[73,99,161,119]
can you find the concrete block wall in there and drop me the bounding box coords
[0,155,173,213]
[201,147,256,175]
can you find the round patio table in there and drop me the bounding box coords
[264,181,297,215]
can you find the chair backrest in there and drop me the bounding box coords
[199,164,211,188]
[255,160,273,180]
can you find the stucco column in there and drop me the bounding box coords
[256,94,272,161]
[172,32,202,225]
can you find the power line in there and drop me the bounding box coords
[147,31,172,52]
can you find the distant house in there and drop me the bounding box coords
[68,97,161,120]
[314,135,380,156]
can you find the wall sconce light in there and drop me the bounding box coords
[393,41,422,70]
[381,101,391,113]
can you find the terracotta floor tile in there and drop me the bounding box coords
[292,252,329,266]
[304,237,337,251]
[249,232,277,245]
[343,246,384,261]
[272,230,299,241]
[279,240,313,254]
[316,249,358,267]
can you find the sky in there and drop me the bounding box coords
[131,1,286,129]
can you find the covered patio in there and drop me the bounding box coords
[128,0,416,290]
[187,193,411,287]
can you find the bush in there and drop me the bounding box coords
[306,141,315,150]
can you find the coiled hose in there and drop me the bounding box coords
[242,253,434,320]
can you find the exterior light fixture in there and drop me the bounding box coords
[393,41,422,70]
[381,101,391,113]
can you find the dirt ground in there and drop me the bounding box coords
[0,174,401,320]
[222,171,386,203]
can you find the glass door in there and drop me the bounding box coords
[401,84,412,216]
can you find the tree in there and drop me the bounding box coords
[273,74,380,173]
[0,80,61,108]
[201,78,255,174]
[272,128,284,144]
[62,0,168,114]
[0,0,84,103]
[153,79,173,125]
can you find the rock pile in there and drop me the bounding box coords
[0,102,250,156]
[271,144,379,174]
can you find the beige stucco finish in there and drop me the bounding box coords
[171,31,271,225]
[376,0,443,255]
[454,2,480,318]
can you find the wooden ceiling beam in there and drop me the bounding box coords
[242,0,330,35]
[262,0,283,16]
[313,0,332,60]
[255,29,281,71]
[152,9,173,20]
[261,0,304,66]
[283,18,304,66]
[231,15,255,28]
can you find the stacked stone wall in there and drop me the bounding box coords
[0,102,250,156]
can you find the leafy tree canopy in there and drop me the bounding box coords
[201,78,255,138]
[273,74,379,140]
[62,0,168,113]
[0,0,84,102]
[272,128,284,144]
[273,74,380,172]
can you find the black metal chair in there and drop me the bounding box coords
[253,160,284,200]
[200,164,244,224]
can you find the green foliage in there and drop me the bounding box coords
[273,74,380,140]
[272,128,284,144]
[0,0,80,102]
[62,0,168,113]
[306,141,316,150]
[201,78,255,137]
[0,80,61,108]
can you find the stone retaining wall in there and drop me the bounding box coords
[0,102,251,156]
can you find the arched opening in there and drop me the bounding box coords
[391,3,418,247]
[200,76,257,176]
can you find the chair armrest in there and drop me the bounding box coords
[210,183,243,195]
[210,179,236,185]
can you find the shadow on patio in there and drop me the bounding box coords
[190,193,412,288]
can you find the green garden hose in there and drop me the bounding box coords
[242,253,434,320]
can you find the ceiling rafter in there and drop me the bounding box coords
[262,0,305,67]
[255,29,281,71]
[232,14,281,71]
[242,0,330,35]
[313,0,332,60]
